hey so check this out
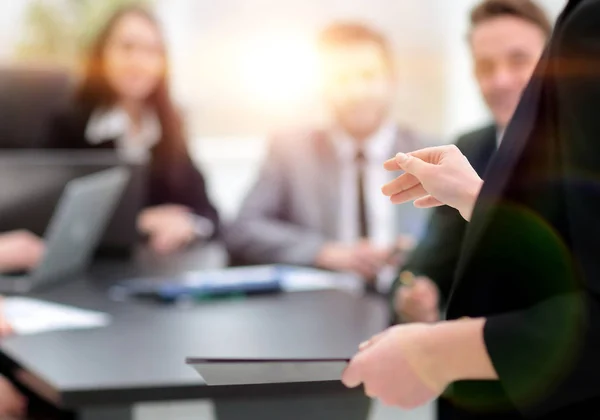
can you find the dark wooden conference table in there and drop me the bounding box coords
[0,244,389,420]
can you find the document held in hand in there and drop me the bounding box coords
[187,358,350,386]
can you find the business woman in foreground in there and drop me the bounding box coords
[343,0,600,418]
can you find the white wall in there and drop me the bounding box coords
[2,0,568,139]
[439,0,490,141]
[0,2,28,61]
[0,0,571,217]
[157,0,449,138]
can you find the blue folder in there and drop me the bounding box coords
[111,265,287,301]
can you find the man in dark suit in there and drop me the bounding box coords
[342,0,600,418]
[392,0,552,323]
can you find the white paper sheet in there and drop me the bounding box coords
[176,265,365,294]
[3,297,110,335]
[280,268,364,294]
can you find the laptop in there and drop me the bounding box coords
[0,150,146,256]
[0,167,130,293]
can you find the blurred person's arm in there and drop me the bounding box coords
[390,202,461,324]
[393,275,440,323]
[225,136,328,266]
[0,297,12,337]
[138,153,219,254]
[146,151,220,240]
[396,204,466,303]
[0,231,45,274]
[315,240,391,280]
[0,376,26,418]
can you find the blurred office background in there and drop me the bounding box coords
[0,0,565,221]
[0,1,565,419]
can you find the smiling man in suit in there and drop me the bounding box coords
[393,0,552,324]
[343,0,600,418]
[226,22,433,292]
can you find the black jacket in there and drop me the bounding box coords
[46,105,220,236]
[443,0,600,418]
[397,125,497,304]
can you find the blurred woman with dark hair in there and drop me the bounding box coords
[48,5,219,254]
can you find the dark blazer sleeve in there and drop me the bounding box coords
[483,3,600,416]
[147,152,220,236]
[400,208,467,304]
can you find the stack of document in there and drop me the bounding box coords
[177,265,364,294]
[113,265,364,301]
[278,267,363,294]
[4,297,111,335]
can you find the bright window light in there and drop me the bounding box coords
[237,34,320,108]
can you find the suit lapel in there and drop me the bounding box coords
[314,131,342,240]
[555,0,583,27]
[476,126,499,176]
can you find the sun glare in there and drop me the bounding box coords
[238,34,320,108]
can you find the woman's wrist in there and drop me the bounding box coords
[424,318,497,384]
[459,178,484,221]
